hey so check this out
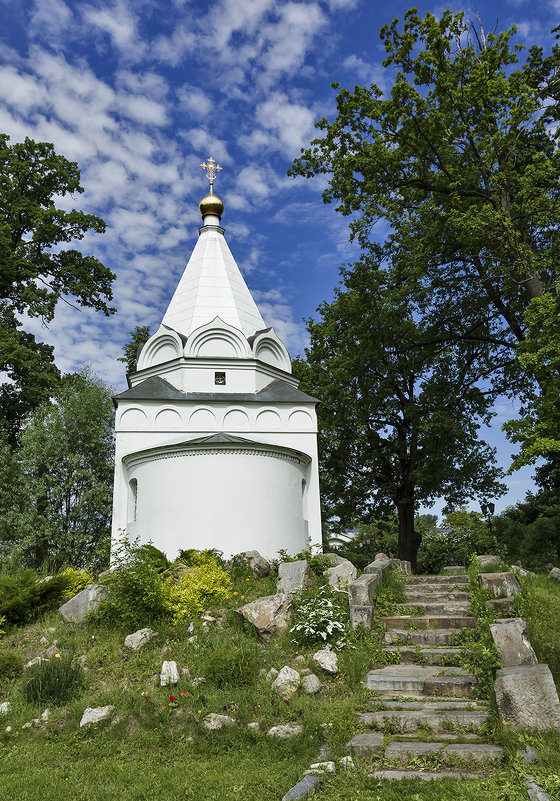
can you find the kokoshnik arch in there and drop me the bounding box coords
[110,158,322,561]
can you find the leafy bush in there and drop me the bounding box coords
[290,584,350,649]
[178,548,224,567]
[416,509,500,573]
[0,649,23,678]
[61,567,94,598]
[22,654,85,706]
[203,644,260,688]
[164,552,231,623]
[134,544,172,573]
[277,547,334,575]
[0,569,73,626]
[0,614,4,638]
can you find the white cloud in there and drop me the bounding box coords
[176,84,212,119]
[29,0,74,43]
[254,92,317,157]
[83,0,146,62]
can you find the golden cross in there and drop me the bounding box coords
[200,156,222,190]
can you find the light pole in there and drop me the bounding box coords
[480,501,495,540]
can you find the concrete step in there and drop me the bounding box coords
[369,769,484,780]
[404,590,470,603]
[383,646,467,665]
[381,615,476,630]
[376,699,487,710]
[364,665,478,697]
[385,628,462,646]
[359,708,488,732]
[406,575,469,586]
[393,601,471,615]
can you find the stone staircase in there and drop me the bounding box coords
[347,569,505,780]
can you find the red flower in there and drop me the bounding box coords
[169,696,176,702]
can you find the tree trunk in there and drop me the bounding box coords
[397,496,421,571]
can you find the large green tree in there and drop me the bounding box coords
[0,134,115,441]
[290,11,560,456]
[294,256,506,567]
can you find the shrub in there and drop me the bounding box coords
[0,649,23,678]
[290,584,350,649]
[203,644,260,688]
[164,552,231,624]
[61,567,94,599]
[0,569,73,626]
[22,654,85,706]
[0,614,4,638]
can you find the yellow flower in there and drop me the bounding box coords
[246,578,250,581]
[54,653,61,658]
[233,592,238,596]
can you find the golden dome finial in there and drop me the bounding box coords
[199,156,224,220]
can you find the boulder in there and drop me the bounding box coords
[324,560,357,589]
[300,673,322,694]
[236,550,271,577]
[124,628,158,652]
[202,713,236,730]
[266,667,279,682]
[322,553,350,567]
[267,723,303,738]
[478,572,521,598]
[512,566,536,578]
[548,567,560,583]
[375,553,390,562]
[477,555,501,568]
[348,573,379,606]
[236,594,292,640]
[494,664,560,731]
[490,618,537,667]
[277,560,313,595]
[0,702,10,714]
[59,584,110,623]
[272,666,300,698]
[160,660,179,686]
[313,649,338,675]
[80,705,114,727]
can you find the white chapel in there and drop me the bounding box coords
[110,158,322,561]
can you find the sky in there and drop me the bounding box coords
[1,0,558,517]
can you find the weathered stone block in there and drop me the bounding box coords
[277,560,313,595]
[124,628,157,652]
[443,566,466,575]
[235,593,292,640]
[313,649,338,674]
[479,572,521,598]
[281,774,321,800]
[272,666,300,698]
[391,559,412,574]
[324,560,357,589]
[80,705,114,727]
[349,605,374,629]
[548,567,560,583]
[300,673,322,694]
[363,559,391,576]
[494,664,560,731]
[160,660,179,686]
[235,550,270,577]
[477,555,501,568]
[489,618,537,667]
[348,573,380,606]
[59,584,110,623]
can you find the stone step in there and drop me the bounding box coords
[383,646,467,665]
[381,615,476,630]
[364,665,478,697]
[369,769,491,780]
[385,628,462,646]
[404,590,470,603]
[393,601,471,615]
[376,699,487,710]
[359,708,488,732]
[406,575,469,586]
[384,741,503,761]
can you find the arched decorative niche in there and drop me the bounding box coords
[137,325,183,370]
[155,408,182,429]
[289,410,313,428]
[120,407,148,428]
[186,317,250,359]
[223,408,250,428]
[189,407,216,428]
[256,409,282,429]
[252,329,291,373]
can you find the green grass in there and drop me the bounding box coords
[516,574,560,683]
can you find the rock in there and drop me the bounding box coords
[235,593,292,640]
[526,779,551,801]
[181,667,191,677]
[247,721,260,731]
[548,567,560,583]
[5,726,11,733]
[490,618,538,667]
[277,560,313,595]
[309,761,336,773]
[43,645,59,658]
[512,566,536,578]
[478,571,521,598]
[443,566,466,575]
[281,774,321,800]
[80,705,115,727]
[494,664,560,731]
[266,667,279,682]
[349,605,374,629]
[124,628,158,652]
[313,649,338,675]
[41,709,50,721]
[97,567,115,580]
[201,713,236,730]
[339,756,355,769]
[324,559,357,590]
[293,654,306,665]
[267,723,303,738]
[521,746,538,764]
[272,666,300,698]
[0,702,10,714]
[347,732,385,755]
[485,597,516,613]
[25,656,44,669]
[375,552,390,562]
[59,584,110,623]
[477,555,501,568]
[301,673,322,694]
[322,553,349,567]
[191,677,205,686]
[300,668,311,676]
[236,550,271,577]
[40,636,48,645]
[363,560,391,576]
[160,660,179,686]
[391,559,412,574]
[348,573,380,606]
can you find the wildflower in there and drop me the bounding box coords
[54,653,60,658]
[141,691,148,697]
[233,592,238,596]
[169,696,176,702]
[246,578,250,582]
[241,595,244,599]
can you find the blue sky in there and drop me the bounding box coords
[1,0,558,516]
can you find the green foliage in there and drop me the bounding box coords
[290,584,350,649]
[117,325,152,376]
[0,569,72,627]
[22,653,85,706]
[493,483,560,569]
[134,544,172,574]
[163,552,232,624]
[277,547,333,575]
[14,368,114,571]
[373,568,410,617]
[333,517,398,569]
[417,509,500,573]
[0,134,114,442]
[0,649,23,677]
[515,574,560,682]
[60,567,94,599]
[202,644,260,688]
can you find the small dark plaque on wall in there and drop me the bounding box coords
[215,372,226,385]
